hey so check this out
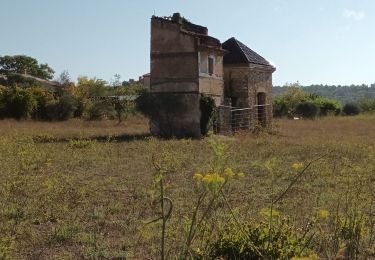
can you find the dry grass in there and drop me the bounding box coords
[0,114,149,139]
[0,114,374,259]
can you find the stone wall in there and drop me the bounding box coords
[149,93,201,137]
[224,64,274,126]
[150,17,201,137]
[198,51,225,106]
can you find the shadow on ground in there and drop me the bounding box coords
[32,133,153,143]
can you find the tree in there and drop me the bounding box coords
[0,55,54,80]
[122,78,136,87]
[76,76,108,98]
[273,83,310,117]
[111,74,122,88]
[57,70,73,87]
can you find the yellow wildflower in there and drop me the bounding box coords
[224,168,235,178]
[317,209,330,220]
[202,173,225,185]
[237,172,245,178]
[292,162,304,171]
[201,173,225,192]
[259,208,280,218]
[193,173,203,182]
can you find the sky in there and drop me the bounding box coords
[1,0,374,86]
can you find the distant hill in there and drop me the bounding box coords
[273,84,375,104]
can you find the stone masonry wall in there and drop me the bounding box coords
[224,65,274,126]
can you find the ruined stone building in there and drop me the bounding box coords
[149,13,275,137]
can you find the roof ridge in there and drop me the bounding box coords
[231,37,250,64]
[222,37,274,67]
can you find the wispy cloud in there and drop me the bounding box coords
[342,9,365,21]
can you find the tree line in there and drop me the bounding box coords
[1,55,374,122]
[0,55,145,122]
[274,83,375,104]
[273,83,375,118]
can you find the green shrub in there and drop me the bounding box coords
[29,87,54,120]
[115,84,146,96]
[358,98,375,113]
[273,84,310,118]
[46,94,77,121]
[1,87,37,120]
[200,95,216,136]
[76,76,108,98]
[206,215,315,259]
[343,102,361,116]
[273,97,289,118]
[85,100,114,120]
[295,102,320,119]
[273,84,342,118]
[112,99,136,123]
[312,97,341,116]
[73,97,88,118]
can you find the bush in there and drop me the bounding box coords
[295,102,320,119]
[76,77,108,98]
[73,97,89,118]
[85,100,114,120]
[200,95,216,136]
[312,97,341,116]
[0,87,37,120]
[273,97,289,118]
[358,98,375,113]
[112,99,136,123]
[115,84,146,96]
[46,94,77,121]
[273,84,342,118]
[343,102,361,116]
[206,215,316,259]
[273,84,310,117]
[29,87,54,120]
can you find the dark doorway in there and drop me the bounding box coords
[231,97,237,107]
[257,92,266,126]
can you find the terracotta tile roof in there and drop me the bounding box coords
[222,37,273,67]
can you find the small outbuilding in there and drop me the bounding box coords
[222,37,275,128]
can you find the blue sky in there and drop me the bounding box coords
[1,0,374,86]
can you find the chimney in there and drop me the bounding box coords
[172,12,182,24]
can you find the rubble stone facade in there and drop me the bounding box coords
[222,38,276,126]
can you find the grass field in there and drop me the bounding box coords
[0,115,374,259]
